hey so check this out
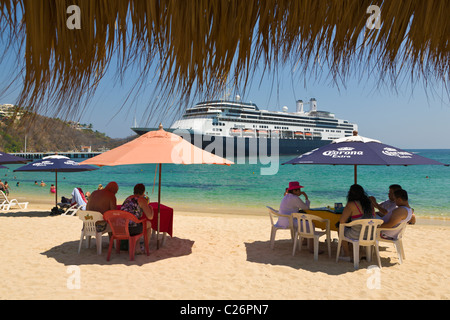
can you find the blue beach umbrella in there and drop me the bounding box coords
[0,151,30,164]
[283,134,449,184]
[14,155,98,207]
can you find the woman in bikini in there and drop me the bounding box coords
[338,184,375,261]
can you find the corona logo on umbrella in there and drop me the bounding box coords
[382,148,413,159]
[323,147,364,159]
[33,161,54,167]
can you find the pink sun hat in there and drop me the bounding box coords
[287,181,304,191]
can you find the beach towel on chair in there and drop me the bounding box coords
[71,188,87,210]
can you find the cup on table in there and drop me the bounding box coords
[334,203,343,213]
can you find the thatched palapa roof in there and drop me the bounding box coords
[0,0,449,119]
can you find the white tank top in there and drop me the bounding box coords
[381,206,413,239]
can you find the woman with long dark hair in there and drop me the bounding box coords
[338,184,375,260]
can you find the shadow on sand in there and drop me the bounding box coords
[245,239,396,275]
[41,236,195,266]
[0,210,51,218]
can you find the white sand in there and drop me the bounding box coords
[0,201,449,300]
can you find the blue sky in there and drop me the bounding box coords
[1,34,449,150]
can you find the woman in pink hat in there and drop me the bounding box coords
[276,181,310,228]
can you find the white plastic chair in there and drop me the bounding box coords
[336,219,383,269]
[377,221,408,264]
[78,210,109,255]
[0,190,29,211]
[266,206,294,249]
[292,213,331,261]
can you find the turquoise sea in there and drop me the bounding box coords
[2,149,450,219]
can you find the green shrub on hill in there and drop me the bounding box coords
[0,114,135,152]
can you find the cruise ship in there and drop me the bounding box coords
[132,97,358,156]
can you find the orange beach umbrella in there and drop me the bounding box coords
[81,125,233,248]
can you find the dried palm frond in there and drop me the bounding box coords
[0,0,448,121]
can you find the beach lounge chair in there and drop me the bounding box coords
[292,213,331,261]
[266,206,295,249]
[336,219,383,269]
[103,210,150,261]
[78,210,109,255]
[61,188,87,216]
[63,203,83,216]
[377,221,408,264]
[0,190,29,211]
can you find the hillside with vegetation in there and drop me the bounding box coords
[0,113,136,153]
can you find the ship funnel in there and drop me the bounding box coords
[310,98,317,112]
[296,100,304,113]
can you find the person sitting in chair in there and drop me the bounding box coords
[369,184,402,221]
[276,181,310,228]
[121,183,154,254]
[86,182,119,232]
[338,184,375,261]
[379,189,415,239]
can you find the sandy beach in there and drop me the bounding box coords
[1,197,449,300]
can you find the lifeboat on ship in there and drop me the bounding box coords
[242,129,256,137]
[294,131,304,139]
[257,130,269,137]
[229,128,242,136]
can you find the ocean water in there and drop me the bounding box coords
[2,149,449,219]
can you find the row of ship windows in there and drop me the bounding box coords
[219,117,355,130]
[315,129,343,133]
[213,127,344,133]
[186,113,342,127]
[187,106,343,122]
[188,108,333,124]
[190,115,355,130]
[226,109,340,123]
[240,115,339,126]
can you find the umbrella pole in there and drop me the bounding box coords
[157,163,161,249]
[55,171,58,208]
[354,165,357,184]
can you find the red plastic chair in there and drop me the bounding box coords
[103,210,149,261]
